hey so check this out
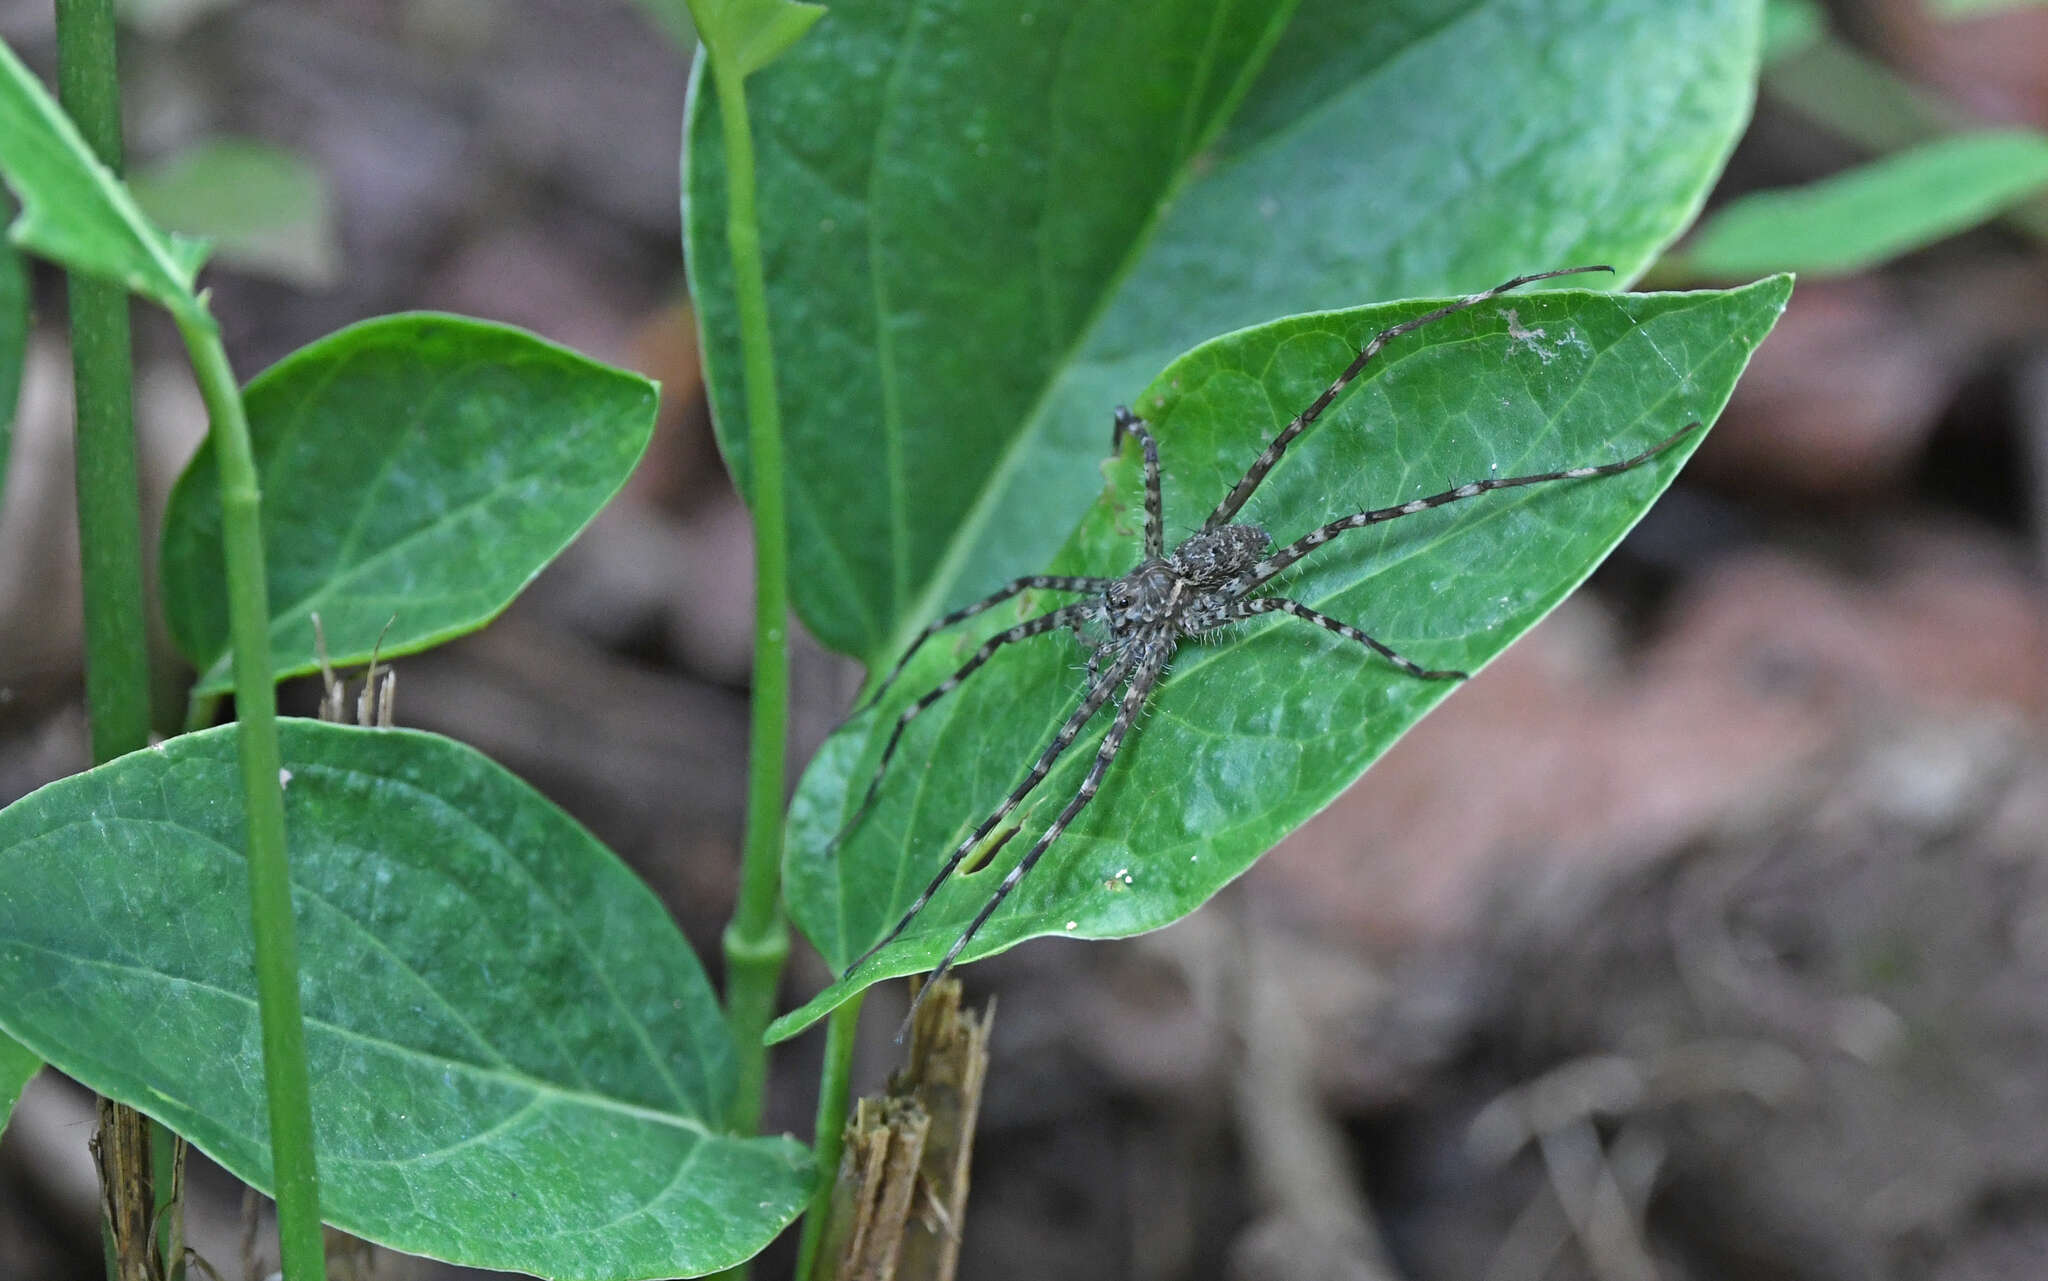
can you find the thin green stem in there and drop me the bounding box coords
[183,691,220,735]
[171,306,325,1281]
[57,0,149,767]
[55,5,176,1279]
[152,1128,185,1281]
[792,994,863,1281]
[713,57,794,1137]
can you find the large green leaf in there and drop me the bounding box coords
[770,277,1791,1040]
[161,314,658,695]
[0,37,206,312]
[0,1030,36,1135]
[686,0,1762,665]
[0,721,810,1279]
[1667,130,2048,280]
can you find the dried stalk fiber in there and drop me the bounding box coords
[95,1101,185,1281]
[95,1098,164,1281]
[814,980,994,1281]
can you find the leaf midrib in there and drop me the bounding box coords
[869,0,930,621]
[834,290,1754,966]
[881,0,1582,676]
[1165,292,1744,685]
[0,45,200,311]
[6,937,718,1141]
[198,404,624,687]
[868,0,1305,674]
[23,731,720,1116]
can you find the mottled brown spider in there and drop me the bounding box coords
[829,266,1697,1001]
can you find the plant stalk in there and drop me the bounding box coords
[793,994,863,1280]
[712,56,794,1136]
[57,0,150,764]
[171,307,325,1281]
[54,3,181,1276]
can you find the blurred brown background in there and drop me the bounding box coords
[3,1,2048,1278]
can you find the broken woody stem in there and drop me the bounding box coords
[806,980,993,1281]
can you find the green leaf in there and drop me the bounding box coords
[1927,0,2048,16]
[0,721,811,1278]
[0,1030,37,1135]
[160,314,658,695]
[686,0,1763,665]
[691,0,826,80]
[1763,0,1825,61]
[769,276,1791,1041]
[0,37,206,312]
[130,139,339,289]
[1668,130,2048,280]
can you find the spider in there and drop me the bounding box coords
[828,265,1698,1004]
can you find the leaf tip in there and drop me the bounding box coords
[764,995,836,1044]
[1754,270,1797,309]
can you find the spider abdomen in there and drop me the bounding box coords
[1166,522,1270,584]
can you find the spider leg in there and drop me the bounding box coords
[1227,422,1701,597]
[853,574,1114,717]
[901,639,1171,1029]
[1111,407,1165,560]
[1209,596,1466,680]
[842,643,1140,978]
[1204,265,1616,532]
[827,601,1096,854]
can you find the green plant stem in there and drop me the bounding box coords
[54,5,179,1278]
[152,1129,185,1281]
[183,691,220,734]
[57,0,150,766]
[171,306,325,1281]
[713,57,794,1137]
[792,993,862,1281]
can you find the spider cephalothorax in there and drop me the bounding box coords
[1102,528,1271,638]
[828,267,1699,1006]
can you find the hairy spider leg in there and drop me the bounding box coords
[854,574,1115,717]
[901,638,1172,1028]
[842,644,1141,978]
[1203,265,1617,533]
[828,601,1100,854]
[1110,407,1165,560]
[1227,422,1702,598]
[1207,596,1467,680]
